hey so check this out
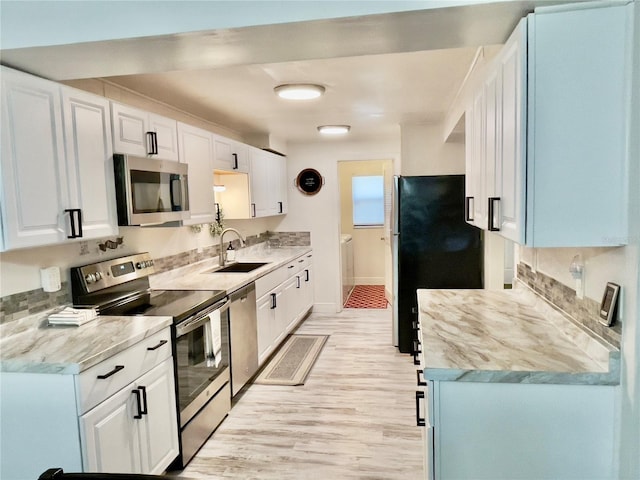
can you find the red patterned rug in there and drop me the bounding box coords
[344,285,389,309]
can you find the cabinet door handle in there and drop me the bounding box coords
[270,293,277,309]
[232,153,238,170]
[298,259,304,263]
[65,209,83,239]
[413,340,421,366]
[465,196,474,221]
[288,265,295,269]
[146,131,158,155]
[296,276,301,288]
[278,201,283,213]
[147,339,168,351]
[415,391,426,427]
[132,388,143,419]
[488,197,501,231]
[305,269,309,282]
[412,320,419,331]
[251,203,256,218]
[139,386,148,415]
[417,369,427,387]
[97,365,124,380]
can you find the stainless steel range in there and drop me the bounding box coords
[71,253,231,469]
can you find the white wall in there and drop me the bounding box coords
[400,122,465,175]
[275,137,400,313]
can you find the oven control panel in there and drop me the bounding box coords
[71,252,156,294]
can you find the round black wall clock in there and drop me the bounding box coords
[296,168,324,195]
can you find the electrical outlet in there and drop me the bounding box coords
[79,241,90,255]
[40,267,61,292]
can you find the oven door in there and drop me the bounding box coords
[174,297,230,427]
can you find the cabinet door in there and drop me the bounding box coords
[0,67,69,249]
[256,292,276,364]
[484,68,500,232]
[281,275,299,333]
[274,154,288,215]
[111,103,149,157]
[62,87,119,240]
[148,113,179,162]
[497,18,527,244]
[249,147,270,217]
[232,140,250,173]
[81,383,142,473]
[137,358,179,475]
[178,122,215,225]
[213,135,235,171]
[471,90,487,229]
[302,263,314,314]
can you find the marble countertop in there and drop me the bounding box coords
[0,245,311,376]
[150,244,312,292]
[417,286,620,385]
[0,313,172,374]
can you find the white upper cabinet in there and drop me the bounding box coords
[465,3,632,247]
[111,103,179,162]
[249,147,288,218]
[62,88,119,241]
[178,122,216,225]
[1,67,118,250]
[525,3,631,247]
[213,134,249,173]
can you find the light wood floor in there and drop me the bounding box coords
[172,308,424,479]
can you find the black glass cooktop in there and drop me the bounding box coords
[101,289,227,323]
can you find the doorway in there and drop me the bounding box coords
[338,159,394,309]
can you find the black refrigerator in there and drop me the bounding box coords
[392,175,483,354]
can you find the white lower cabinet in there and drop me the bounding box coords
[422,379,616,480]
[256,252,314,365]
[0,327,178,479]
[81,357,178,474]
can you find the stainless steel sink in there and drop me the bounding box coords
[206,262,269,274]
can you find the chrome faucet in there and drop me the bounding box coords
[219,228,245,266]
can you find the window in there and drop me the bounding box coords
[352,175,384,227]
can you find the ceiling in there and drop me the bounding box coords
[0,1,569,145]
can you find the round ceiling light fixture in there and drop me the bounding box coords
[274,83,325,100]
[317,125,351,135]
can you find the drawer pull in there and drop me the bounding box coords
[298,259,304,263]
[96,365,124,380]
[288,265,295,269]
[417,369,427,387]
[415,391,426,427]
[147,339,168,351]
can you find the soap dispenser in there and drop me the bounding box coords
[226,242,236,262]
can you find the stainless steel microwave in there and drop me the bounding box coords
[113,154,189,226]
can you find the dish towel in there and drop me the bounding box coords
[209,310,222,368]
[48,307,97,326]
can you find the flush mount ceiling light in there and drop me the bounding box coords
[317,125,351,135]
[213,184,226,192]
[274,84,325,100]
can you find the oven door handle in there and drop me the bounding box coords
[176,298,231,337]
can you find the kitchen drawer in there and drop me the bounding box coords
[75,328,172,414]
[255,265,289,298]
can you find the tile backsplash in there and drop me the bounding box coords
[0,230,311,325]
[517,262,621,348]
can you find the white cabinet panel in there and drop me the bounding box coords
[136,359,179,474]
[178,122,215,225]
[81,381,142,473]
[62,88,118,240]
[111,103,178,161]
[1,67,68,249]
[213,135,249,173]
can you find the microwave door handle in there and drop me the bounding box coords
[181,174,189,212]
[170,175,183,211]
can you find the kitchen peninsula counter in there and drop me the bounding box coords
[417,286,619,385]
[0,314,171,374]
[416,286,620,480]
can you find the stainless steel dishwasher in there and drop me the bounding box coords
[228,283,259,396]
